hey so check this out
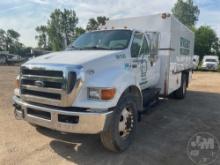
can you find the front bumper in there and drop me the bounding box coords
[12,96,113,134]
[201,65,218,70]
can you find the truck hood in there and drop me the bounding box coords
[26,50,122,65]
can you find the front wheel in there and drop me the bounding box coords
[100,94,138,152]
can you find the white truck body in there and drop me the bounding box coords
[13,13,194,151]
[104,14,194,95]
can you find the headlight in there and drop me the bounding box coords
[88,87,116,100]
[15,75,20,89]
[88,88,101,100]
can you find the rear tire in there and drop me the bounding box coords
[173,73,187,99]
[100,93,138,152]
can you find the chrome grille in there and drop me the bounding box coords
[21,69,63,77]
[20,64,83,107]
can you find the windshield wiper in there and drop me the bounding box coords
[82,46,111,50]
[66,45,82,50]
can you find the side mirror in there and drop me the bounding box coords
[146,32,160,57]
[146,32,160,66]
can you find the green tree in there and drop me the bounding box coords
[86,16,109,31]
[172,0,200,28]
[212,39,220,55]
[47,9,79,51]
[6,29,20,51]
[74,27,85,39]
[194,26,218,59]
[35,25,49,49]
[0,29,6,50]
[0,28,21,52]
[16,46,32,57]
[0,28,31,57]
[0,28,32,56]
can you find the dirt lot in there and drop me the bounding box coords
[1,66,220,165]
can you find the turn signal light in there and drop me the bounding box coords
[15,76,20,89]
[101,88,116,100]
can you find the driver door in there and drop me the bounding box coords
[130,32,150,90]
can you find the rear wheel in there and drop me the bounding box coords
[173,73,187,99]
[100,94,138,152]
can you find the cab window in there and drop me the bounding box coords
[130,32,143,58]
[140,37,149,55]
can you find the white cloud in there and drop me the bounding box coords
[27,0,49,4]
[0,4,31,14]
[74,0,176,28]
[197,9,220,37]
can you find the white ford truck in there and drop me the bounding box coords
[13,13,194,152]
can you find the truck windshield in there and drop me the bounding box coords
[67,30,132,50]
[206,59,217,62]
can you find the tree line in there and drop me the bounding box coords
[0,9,108,56]
[0,29,31,56]
[0,0,219,60]
[172,0,220,59]
[35,9,108,51]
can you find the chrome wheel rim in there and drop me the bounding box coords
[118,107,134,138]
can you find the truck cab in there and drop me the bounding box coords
[13,13,194,152]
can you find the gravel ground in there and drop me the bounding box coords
[0,66,220,165]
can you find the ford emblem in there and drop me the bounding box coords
[34,80,45,87]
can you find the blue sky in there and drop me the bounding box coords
[0,0,219,47]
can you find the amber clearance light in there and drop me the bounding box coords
[15,76,20,89]
[101,88,116,100]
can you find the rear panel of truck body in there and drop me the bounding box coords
[104,14,194,96]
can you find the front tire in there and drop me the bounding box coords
[100,94,138,152]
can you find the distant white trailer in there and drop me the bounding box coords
[201,55,219,70]
[0,53,23,64]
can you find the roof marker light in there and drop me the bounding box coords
[162,13,167,19]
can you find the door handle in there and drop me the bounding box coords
[132,64,137,68]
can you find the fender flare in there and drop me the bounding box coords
[117,85,143,112]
